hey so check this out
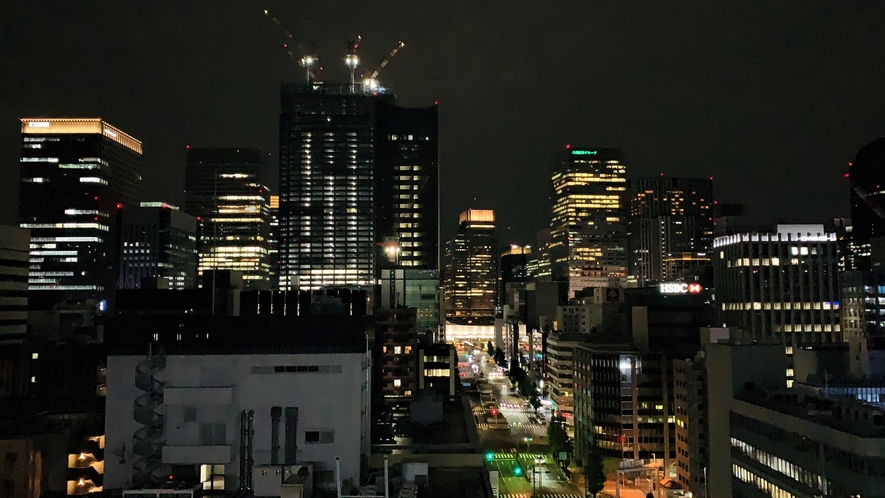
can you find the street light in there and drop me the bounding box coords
[524,436,533,451]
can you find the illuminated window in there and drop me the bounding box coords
[201,464,225,490]
[393,379,402,387]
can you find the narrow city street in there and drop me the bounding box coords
[458,344,584,498]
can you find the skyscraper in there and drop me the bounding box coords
[278,83,386,290]
[18,118,141,302]
[549,147,628,297]
[713,225,841,346]
[629,176,714,285]
[847,137,885,271]
[443,209,497,324]
[375,102,439,273]
[184,148,271,290]
[118,202,197,290]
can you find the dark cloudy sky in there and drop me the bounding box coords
[2,0,884,244]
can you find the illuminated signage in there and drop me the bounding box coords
[660,282,703,294]
[571,150,597,156]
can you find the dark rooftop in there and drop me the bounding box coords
[105,314,372,355]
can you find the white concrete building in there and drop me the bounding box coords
[103,315,371,494]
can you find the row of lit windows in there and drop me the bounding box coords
[722,301,839,311]
[733,438,827,494]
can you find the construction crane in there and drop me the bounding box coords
[362,41,406,91]
[263,8,319,83]
[345,36,362,92]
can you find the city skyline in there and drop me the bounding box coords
[3,2,884,245]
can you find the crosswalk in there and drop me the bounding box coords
[498,494,583,498]
[476,423,510,430]
[485,452,551,461]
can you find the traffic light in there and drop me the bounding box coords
[490,407,498,417]
[485,452,494,462]
[513,465,523,476]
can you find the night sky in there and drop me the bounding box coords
[2,1,884,245]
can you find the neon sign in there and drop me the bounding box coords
[571,150,597,155]
[660,282,703,294]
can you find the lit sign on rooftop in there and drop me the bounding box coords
[660,282,703,295]
[571,150,598,156]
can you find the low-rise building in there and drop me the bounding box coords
[103,314,372,493]
[708,342,885,497]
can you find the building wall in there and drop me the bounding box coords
[573,347,674,467]
[119,206,197,290]
[0,439,42,498]
[0,226,29,343]
[674,355,708,498]
[104,352,367,492]
[713,225,841,346]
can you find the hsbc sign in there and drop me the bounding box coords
[660,282,703,294]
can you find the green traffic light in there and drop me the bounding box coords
[485,452,494,461]
[513,466,522,476]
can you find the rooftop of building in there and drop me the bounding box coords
[105,314,371,356]
[735,386,885,438]
[714,223,836,248]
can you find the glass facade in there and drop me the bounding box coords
[549,148,628,297]
[185,148,271,291]
[380,269,440,336]
[18,118,141,301]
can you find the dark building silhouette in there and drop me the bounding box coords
[375,103,439,274]
[847,137,885,271]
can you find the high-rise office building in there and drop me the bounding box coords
[118,202,197,290]
[713,225,841,346]
[278,83,385,291]
[0,226,30,343]
[630,176,714,285]
[268,194,280,289]
[550,147,628,297]
[375,103,439,272]
[443,209,497,324]
[18,118,142,301]
[184,148,271,291]
[847,137,885,271]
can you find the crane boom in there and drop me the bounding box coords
[369,41,405,80]
[263,8,319,83]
